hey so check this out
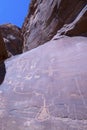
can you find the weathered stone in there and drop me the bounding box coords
[0,32,7,85]
[0,36,87,130]
[57,5,87,37]
[66,10,87,36]
[0,0,87,129]
[0,23,23,56]
[0,31,8,62]
[22,0,87,51]
[0,61,6,85]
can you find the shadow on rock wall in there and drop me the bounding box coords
[0,61,6,85]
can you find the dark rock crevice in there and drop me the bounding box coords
[66,11,87,37]
[0,31,8,61]
[0,61,6,85]
[0,32,7,85]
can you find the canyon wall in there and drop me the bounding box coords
[0,0,87,130]
[22,0,87,51]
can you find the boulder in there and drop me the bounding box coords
[0,36,87,130]
[0,23,23,56]
[0,0,87,129]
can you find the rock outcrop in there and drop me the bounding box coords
[22,0,87,51]
[0,0,87,130]
[0,31,8,62]
[0,23,23,56]
[0,36,87,130]
[57,5,87,37]
[0,32,7,85]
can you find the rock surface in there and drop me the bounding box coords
[0,0,87,129]
[0,32,7,85]
[0,23,23,56]
[22,0,87,51]
[0,31,8,62]
[0,36,87,130]
[57,5,87,37]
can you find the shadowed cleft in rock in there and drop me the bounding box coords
[0,32,7,85]
[0,62,6,85]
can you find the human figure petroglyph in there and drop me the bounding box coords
[35,94,50,122]
[75,78,87,108]
[10,87,51,121]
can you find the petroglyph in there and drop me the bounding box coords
[0,98,6,109]
[24,74,33,80]
[50,57,56,63]
[24,120,31,127]
[13,86,33,95]
[30,62,37,69]
[36,107,50,121]
[75,78,87,108]
[43,66,54,77]
[35,94,50,122]
[1,37,87,129]
[0,110,6,118]
[34,74,40,79]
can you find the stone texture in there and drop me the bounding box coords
[66,10,87,36]
[57,5,87,37]
[0,31,8,62]
[0,61,6,85]
[0,0,87,129]
[0,23,23,56]
[0,32,7,85]
[0,36,87,130]
[22,0,87,51]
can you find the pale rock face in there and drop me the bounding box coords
[0,36,87,130]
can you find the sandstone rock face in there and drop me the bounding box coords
[0,23,23,56]
[0,0,87,129]
[0,31,8,62]
[66,10,87,36]
[0,36,87,130]
[0,32,7,85]
[57,5,87,37]
[22,0,87,51]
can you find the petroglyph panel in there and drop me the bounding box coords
[0,37,87,130]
